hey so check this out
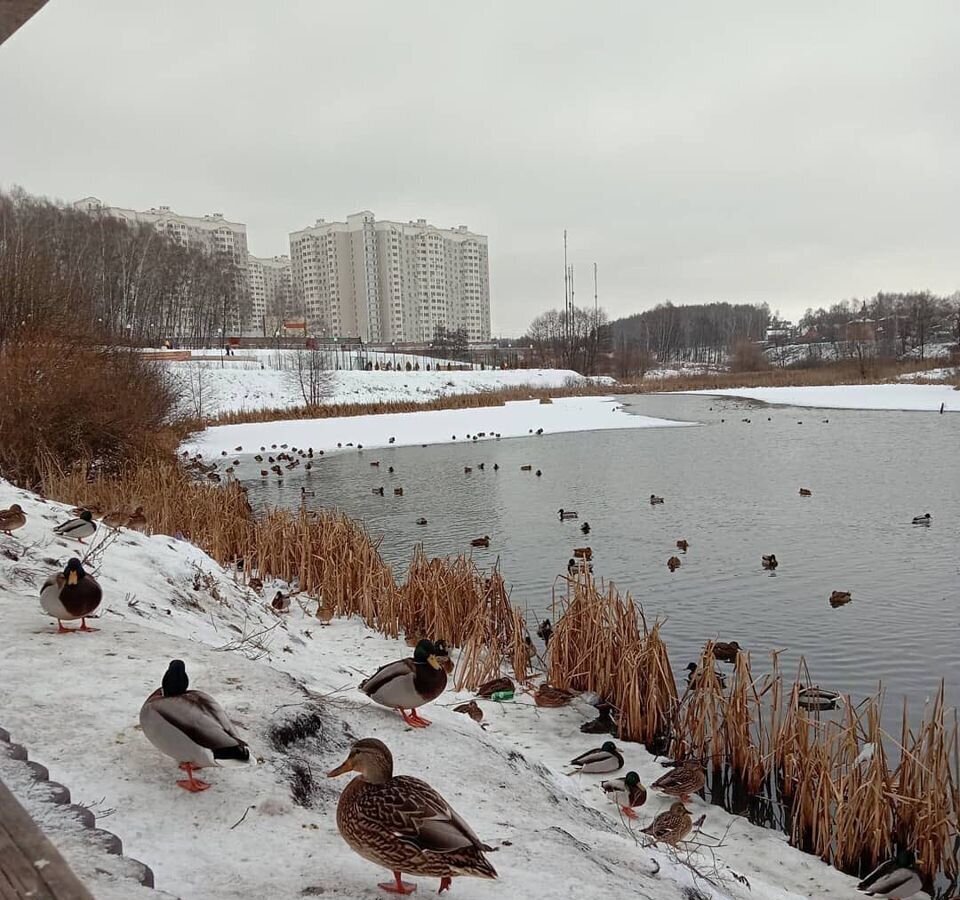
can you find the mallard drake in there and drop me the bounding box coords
[416,517,428,526]
[667,556,681,572]
[713,640,741,663]
[911,513,931,525]
[537,619,553,646]
[829,590,853,608]
[650,494,664,505]
[39,558,102,633]
[463,466,472,473]
[0,503,26,535]
[676,539,688,552]
[327,738,497,895]
[272,591,291,613]
[558,508,578,520]
[359,639,447,728]
[652,760,705,801]
[856,849,922,898]
[520,465,532,471]
[470,536,490,548]
[762,554,778,569]
[799,488,812,497]
[581,701,616,735]
[569,741,624,774]
[580,522,590,534]
[641,801,692,845]
[600,771,647,819]
[140,660,251,792]
[53,510,96,543]
[126,507,147,532]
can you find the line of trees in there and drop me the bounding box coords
[0,187,246,347]
[523,305,609,373]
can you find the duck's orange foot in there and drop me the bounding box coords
[379,871,416,894]
[400,710,428,729]
[621,806,638,820]
[409,710,432,727]
[438,877,452,894]
[176,777,210,792]
[78,620,99,633]
[56,622,75,634]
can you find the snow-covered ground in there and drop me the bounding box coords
[0,480,869,900]
[166,356,608,417]
[675,383,957,411]
[182,396,691,457]
[898,367,958,382]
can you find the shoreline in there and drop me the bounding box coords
[182,395,695,457]
[0,478,877,900]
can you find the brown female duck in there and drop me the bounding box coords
[327,738,497,895]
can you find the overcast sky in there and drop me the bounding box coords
[2,2,958,335]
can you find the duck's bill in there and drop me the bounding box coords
[327,758,353,778]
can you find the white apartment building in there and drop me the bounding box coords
[289,211,490,343]
[73,197,251,333]
[248,255,294,335]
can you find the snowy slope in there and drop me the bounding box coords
[166,355,607,417]
[183,396,691,458]
[674,383,958,411]
[0,480,870,900]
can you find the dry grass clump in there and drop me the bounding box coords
[669,649,958,884]
[0,337,180,486]
[390,549,530,690]
[547,575,677,749]
[38,456,253,559]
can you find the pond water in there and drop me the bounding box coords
[241,394,959,724]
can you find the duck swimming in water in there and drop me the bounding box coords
[911,513,931,525]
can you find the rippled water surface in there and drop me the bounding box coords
[242,394,960,720]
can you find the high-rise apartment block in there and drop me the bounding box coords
[248,255,294,335]
[73,197,251,332]
[289,211,490,343]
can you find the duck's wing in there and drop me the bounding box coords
[152,690,244,750]
[359,658,416,696]
[363,776,491,854]
[570,747,612,767]
[53,517,80,534]
[855,857,903,892]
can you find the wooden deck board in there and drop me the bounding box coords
[0,778,94,900]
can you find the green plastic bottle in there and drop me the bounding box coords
[491,690,515,702]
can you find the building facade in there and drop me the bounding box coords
[289,211,490,343]
[248,255,294,335]
[73,197,251,334]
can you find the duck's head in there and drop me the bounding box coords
[686,662,697,672]
[9,504,22,513]
[132,506,144,515]
[413,639,445,670]
[669,801,690,815]
[327,737,393,783]
[601,741,618,754]
[79,510,93,522]
[63,557,86,585]
[161,659,189,697]
[624,771,641,788]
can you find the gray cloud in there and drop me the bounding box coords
[2,1,958,335]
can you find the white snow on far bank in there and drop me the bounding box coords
[0,480,870,900]
[674,383,958,412]
[898,367,958,383]
[181,396,691,457]
[167,359,609,416]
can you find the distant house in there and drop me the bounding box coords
[843,319,876,343]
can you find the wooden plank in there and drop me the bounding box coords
[0,778,94,900]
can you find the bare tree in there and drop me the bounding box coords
[291,347,331,406]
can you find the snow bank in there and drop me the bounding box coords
[674,383,958,411]
[898,367,958,383]
[167,358,609,416]
[0,480,865,900]
[182,396,691,457]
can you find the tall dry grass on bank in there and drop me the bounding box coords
[547,575,677,749]
[667,647,959,884]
